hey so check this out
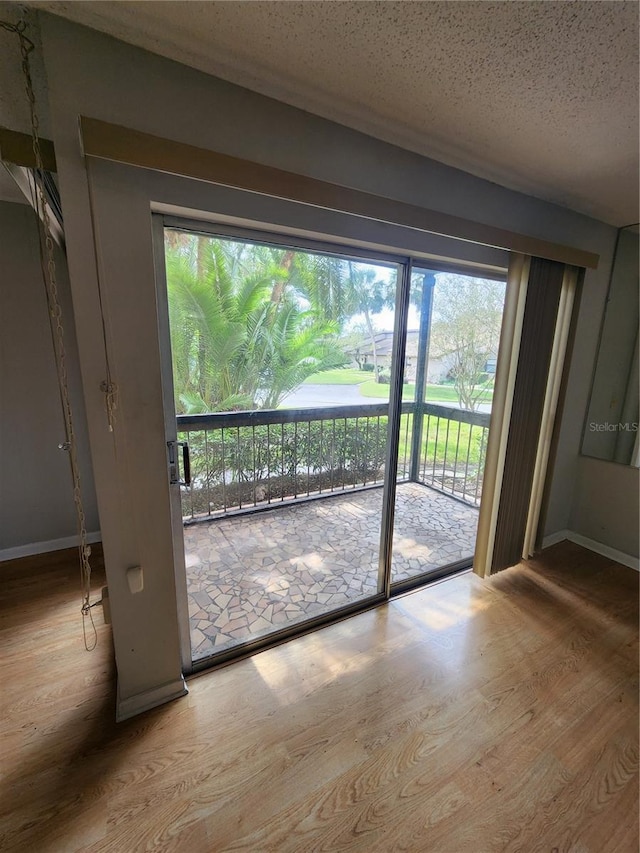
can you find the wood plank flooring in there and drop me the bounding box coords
[0,541,637,852]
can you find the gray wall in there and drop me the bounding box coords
[0,201,99,555]
[30,12,634,715]
[570,457,639,558]
[582,228,639,463]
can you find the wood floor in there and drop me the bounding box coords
[1,541,637,852]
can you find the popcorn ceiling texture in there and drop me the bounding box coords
[0,1,51,202]
[0,2,51,137]
[16,1,640,223]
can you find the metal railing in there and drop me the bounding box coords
[412,403,490,504]
[177,401,490,521]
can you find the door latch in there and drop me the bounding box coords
[167,440,191,486]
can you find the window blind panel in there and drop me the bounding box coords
[523,267,578,558]
[473,253,529,579]
[491,257,565,573]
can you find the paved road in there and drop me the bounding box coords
[281,383,372,408]
[281,384,491,413]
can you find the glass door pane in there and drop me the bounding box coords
[390,268,506,586]
[162,227,401,663]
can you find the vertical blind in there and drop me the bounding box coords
[475,255,581,575]
[492,257,565,571]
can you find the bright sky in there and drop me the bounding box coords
[348,261,420,333]
[349,305,420,333]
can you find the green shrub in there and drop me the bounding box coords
[180,417,389,512]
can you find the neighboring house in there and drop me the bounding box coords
[346,330,494,385]
[425,352,456,384]
[426,350,499,384]
[345,331,418,378]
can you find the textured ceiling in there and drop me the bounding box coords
[17,1,640,224]
[0,2,51,136]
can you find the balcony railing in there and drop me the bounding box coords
[413,403,490,503]
[177,401,490,521]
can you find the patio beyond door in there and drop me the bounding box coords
[156,220,505,669]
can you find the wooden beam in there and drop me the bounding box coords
[79,116,599,269]
[0,127,57,172]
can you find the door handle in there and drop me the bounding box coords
[167,440,191,486]
[182,441,191,486]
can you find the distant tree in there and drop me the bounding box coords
[344,262,395,382]
[289,254,396,382]
[429,275,505,411]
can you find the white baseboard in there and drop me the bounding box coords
[542,529,639,572]
[542,529,571,549]
[116,676,189,722]
[0,531,102,563]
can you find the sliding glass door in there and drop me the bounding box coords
[157,220,407,665]
[155,217,507,668]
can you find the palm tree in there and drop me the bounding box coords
[165,234,345,413]
[289,253,396,382]
[344,262,395,382]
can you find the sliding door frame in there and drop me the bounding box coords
[154,214,420,670]
[74,141,587,715]
[154,212,513,671]
[379,258,413,598]
[162,215,408,271]
[152,214,193,672]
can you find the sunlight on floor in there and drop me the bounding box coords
[396,584,491,632]
[249,608,416,706]
[185,552,202,569]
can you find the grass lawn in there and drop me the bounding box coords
[359,382,492,405]
[397,413,487,470]
[303,368,366,385]
[303,369,493,406]
[359,381,415,401]
[424,385,493,404]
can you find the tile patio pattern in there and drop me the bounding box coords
[185,481,479,660]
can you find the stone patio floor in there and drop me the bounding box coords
[185,481,479,661]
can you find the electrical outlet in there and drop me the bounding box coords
[127,565,144,594]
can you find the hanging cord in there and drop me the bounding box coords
[1,18,97,649]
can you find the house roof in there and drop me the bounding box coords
[346,330,419,358]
